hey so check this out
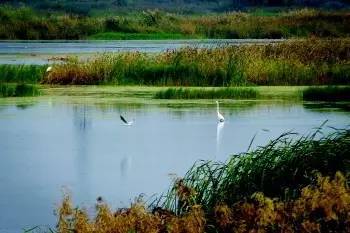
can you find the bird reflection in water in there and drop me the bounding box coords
[73,105,91,131]
[120,156,132,178]
[216,121,225,158]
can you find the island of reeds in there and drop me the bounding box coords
[1,38,349,100]
[53,128,350,233]
[1,38,348,87]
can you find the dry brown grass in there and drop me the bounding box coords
[57,172,350,233]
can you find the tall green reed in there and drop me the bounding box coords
[160,127,350,215]
[42,39,350,86]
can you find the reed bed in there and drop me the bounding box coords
[303,86,350,101]
[154,87,258,99]
[0,7,349,40]
[0,83,40,97]
[161,128,350,214]
[55,129,350,233]
[0,65,46,84]
[42,38,350,86]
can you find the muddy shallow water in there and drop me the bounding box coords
[0,96,349,232]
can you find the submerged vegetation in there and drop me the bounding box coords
[42,38,350,86]
[154,87,258,99]
[56,129,350,232]
[303,86,350,101]
[0,7,350,40]
[0,83,40,97]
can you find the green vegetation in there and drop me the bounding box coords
[0,65,45,84]
[154,87,258,99]
[42,38,350,86]
[303,86,350,101]
[162,128,350,213]
[0,6,349,39]
[88,32,201,40]
[55,129,350,233]
[0,83,40,97]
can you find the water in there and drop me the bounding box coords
[0,39,283,65]
[0,97,349,232]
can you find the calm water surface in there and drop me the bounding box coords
[0,98,349,232]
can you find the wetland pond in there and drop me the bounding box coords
[0,96,350,231]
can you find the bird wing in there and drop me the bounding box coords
[120,115,128,124]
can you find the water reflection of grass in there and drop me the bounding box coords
[0,83,41,97]
[303,86,350,101]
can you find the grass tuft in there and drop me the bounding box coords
[154,87,258,99]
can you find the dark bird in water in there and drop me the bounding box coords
[120,115,134,126]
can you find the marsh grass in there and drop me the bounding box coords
[154,87,258,99]
[42,38,350,86]
[1,7,349,40]
[303,86,350,101]
[0,65,46,84]
[88,32,200,40]
[0,83,41,97]
[161,127,350,215]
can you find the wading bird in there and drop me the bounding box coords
[46,66,52,72]
[120,115,134,126]
[216,100,225,122]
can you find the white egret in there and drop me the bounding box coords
[216,101,225,122]
[120,115,134,126]
[46,66,52,72]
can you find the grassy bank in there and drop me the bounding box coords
[55,129,350,233]
[303,86,350,101]
[0,83,40,97]
[42,38,350,86]
[154,87,259,99]
[0,7,349,40]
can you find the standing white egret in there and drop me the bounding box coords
[46,66,52,72]
[120,115,134,126]
[216,101,225,122]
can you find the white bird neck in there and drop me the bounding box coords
[216,102,220,112]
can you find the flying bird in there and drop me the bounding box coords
[216,101,225,122]
[120,115,134,126]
